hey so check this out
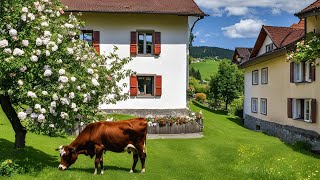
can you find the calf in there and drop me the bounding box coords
[57,118,148,174]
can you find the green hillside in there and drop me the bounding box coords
[190,60,220,80]
[190,46,234,59]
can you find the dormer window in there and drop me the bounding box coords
[266,43,274,53]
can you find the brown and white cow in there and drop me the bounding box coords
[57,118,148,174]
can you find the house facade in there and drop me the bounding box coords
[61,0,206,116]
[240,1,320,149]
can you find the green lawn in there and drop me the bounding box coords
[190,60,220,80]
[1,103,320,179]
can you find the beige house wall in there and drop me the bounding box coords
[306,16,320,34]
[244,55,320,133]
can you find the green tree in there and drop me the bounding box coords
[209,60,243,110]
[196,69,202,81]
[0,0,132,148]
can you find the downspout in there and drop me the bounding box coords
[187,16,203,107]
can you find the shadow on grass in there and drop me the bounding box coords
[227,117,244,127]
[0,138,59,175]
[70,165,131,174]
[192,101,228,115]
[284,142,320,159]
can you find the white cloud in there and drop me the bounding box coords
[221,19,264,38]
[225,7,249,16]
[195,0,315,16]
[199,39,206,43]
[204,33,211,37]
[194,31,200,36]
[271,8,281,15]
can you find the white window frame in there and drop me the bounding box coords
[261,68,268,84]
[266,43,273,53]
[293,62,303,83]
[252,70,259,85]
[304,99,312,122]
[261,98,267,115]
[292,99,302,119]
[251,98,258,113]
[305,62,312,82]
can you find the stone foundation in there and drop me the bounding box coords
[102,108,190,117]
[244,114,320,150]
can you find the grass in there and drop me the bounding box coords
[190,60,220,80]
[1,103,320,179]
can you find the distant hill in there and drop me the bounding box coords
[190,60,220,81]
[190,46,234,60]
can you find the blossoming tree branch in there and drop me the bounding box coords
[0,0,132,148]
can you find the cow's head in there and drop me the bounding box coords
[57,145,78,170]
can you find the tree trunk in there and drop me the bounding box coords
[0,95,27,148]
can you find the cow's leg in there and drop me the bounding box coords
[94,145,104,175]
[137,144,147,173]
[130,150,138,173]
[100,152,104,175]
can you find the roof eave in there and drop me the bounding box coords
[295,7,320,18]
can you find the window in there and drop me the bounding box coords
[291,62,314,83]
[80,30,93,46]
[305,62,312,82]
[292,99,313,122]
[266,43,274,53]
[252,70,259,85]
[251,98,258,113]
[261,68,268,84]
[293,62,303,82]
[138,32,153,55]
[137,76,154,96]
[261,98,267,115]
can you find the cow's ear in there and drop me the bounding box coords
[56,145,65,151]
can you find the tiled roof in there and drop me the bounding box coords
[290,19,305,29]
[60,0,207,16]
[295,0,320,17]
[250,25,304,58]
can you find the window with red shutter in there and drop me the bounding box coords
[155,75,162,96]
[290,62,294,83]
[154,32,161,55]
[311,99,317,123]
[130,32,137,56]
[288,98,293,118]
[92,31,100,54]
[130,76,138,96]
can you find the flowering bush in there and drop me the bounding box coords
[287,33,320,66]
[195,93,207,103]
[146,111,204,127]
[0,0,132,137]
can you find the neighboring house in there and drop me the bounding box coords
[232,48,252,65]
[239,1,320,149]
[61,0,206,116]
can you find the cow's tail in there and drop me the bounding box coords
[143,122,147,154]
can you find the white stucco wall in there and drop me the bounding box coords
[79,13,190,109]
[257,35,273,56]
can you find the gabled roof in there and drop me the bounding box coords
[250,26,304,58]
[295,0,320,17]
[290,19,305,29]
[233,48,252,64]
[60,0,207,17]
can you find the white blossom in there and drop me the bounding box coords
[21,14,27,21]
[52,45,58,52]
[42,38,49,45]
[58,76,68,83]
[44,31,51,37]
[49,124,55,128]
[30,113,38,119]
[42,91,48,95]
[91,63,97,68]
[36,38,43,46]
[18,80,23,86]
[3,48,12,54]
[20,66,27,72]
[58,84,64,90]
[30,55,38,62]
[71,103,77,109]
[13,48,25,56]
[9,29,17,37]
[41,21,49,27]
[57,59,63,63]
[0,39,9,48]
[73,108,78,112]
[69,92,75,99]
[40,108,46,114]
[67,48,74,55]
[28,13,35,21]
[38,114,45,122]
[57,39,62,44]
[34,104,41,110]
[60,112,69,119]
[26,107,33,114]
[64,23,74,29]
[87,68,94,74]
[56,11,61,17]
[58,34,63,39]
[22,40,29,47]
[36,49,41,55]
[60,97,70,105]
[92,78,100,86]
[52,93,59,101]
[45,50,50,56]
[59,69,65,75]
[22,7,28,13]
[18,112,27,120]
[50,101,56,107]
[44,69,52,76]
[71,77,76,82]
[77,86,81,90]
[27,91,37,98]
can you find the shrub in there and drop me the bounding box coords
[292,141,312,152]
[187,86,195,98]
[228,96,244,118]
[0,160,24,177]
[195,93,207,103]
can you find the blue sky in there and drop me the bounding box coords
[192,0,315,50]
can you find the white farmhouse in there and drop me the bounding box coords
[61,0,206,116]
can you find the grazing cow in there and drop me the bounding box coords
[57,118,148,174]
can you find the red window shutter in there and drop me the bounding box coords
[130,32,137,56]
[287,98,293,118]
[302,62,306,82]
[92,31,100,54]
[154,32,161,55]
[130,76,138,96]
[311,64,316,82]
[290,62,294,83]
[155,75,162,96]
[311,99,317,123]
